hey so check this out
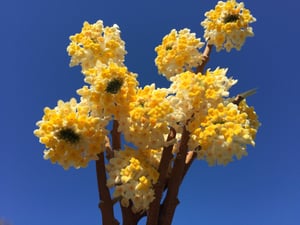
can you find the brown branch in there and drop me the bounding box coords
[96,152,119,225]
[95,120,122,225]
[181,150,197,182]
[196,44,213,74]
[111,120,121,150]
[146,127,176,225]
[121,202,145,225]
[232,95,245,105]
[104,136,115,160]
[232,88,257,105]
[158,126,190,225]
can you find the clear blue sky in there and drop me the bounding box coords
[1,0,299,224]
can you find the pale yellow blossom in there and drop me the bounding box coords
[77,62,138,119]
[201,0,256,51]
[67,20,126,72]
[106,147,160,211]
[118,84,173,149]
[34,98,108,169]
[155,29,204,79]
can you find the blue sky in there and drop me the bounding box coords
[1,0,299,224]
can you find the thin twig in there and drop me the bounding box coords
[232,88,257,105]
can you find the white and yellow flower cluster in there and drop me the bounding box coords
[189,101,259,165]
[77,61,139,119]
[118,84,173,149]
[106,147,161,212]
[34,98,108,169]
[67,20,126,72]
[201,0,256,51]
[155,29,204,79]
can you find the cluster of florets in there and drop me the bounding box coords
[106,147,161,212]
[34,98,108,169]
[189,101,259,165]
[201,0,256,51]
[155,29,204,79]
[118,84,173,149]
[77,61,139,119]
[67,20,126,71]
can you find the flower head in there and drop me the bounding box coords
[34,98,108,169]
[67,20,126,71]
[189,101,260,166]
[155,29,204,79]
[201,0,256,51]
[106,147,161,212]
[118,84,173,149]
[77,62,138,119]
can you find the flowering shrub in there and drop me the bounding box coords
[34,1,260,225]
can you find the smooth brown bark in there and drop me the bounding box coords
[121,203,145,225]
[96,152,119,225]
[147,127,176,225]
[111,120,121,150]
[95,120,121,225]
[196,44,213,74]
[182,151,197,182]
[158,126,190,225]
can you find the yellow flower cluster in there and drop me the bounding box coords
[106,147,161,212]
[155,29,204,79]
[201,0,256,51]
[167,68,237,130]
[189,101,259,165]
[118,84,173,149]
[77,62,139,119]
[67,20,126,72]
[34,98,108,169]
